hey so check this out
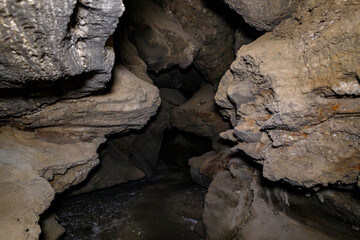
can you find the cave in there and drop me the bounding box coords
[0,0,359,240]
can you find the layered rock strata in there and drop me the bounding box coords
[0,0,124,119]
[0,66,160,240]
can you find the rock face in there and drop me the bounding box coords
[0,0,123,90]
[0,0,124,119]
[203,157,360,240]
[68,88,185,194]
[161,0,236,83]
[171,84,231,150]
[0,66,160,240]
[0,126,102,240]
[10,66,160,136]
[216,0,360,188]
[223,0,301,31]
[124,0,198,73]
[123,0,235,83]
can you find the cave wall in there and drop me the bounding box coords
[216,0,360,188]
[0,0,359,239]
[0,1,162,239]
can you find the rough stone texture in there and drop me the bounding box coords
[123,0,235,84]
[40,212,65,240]
[67,88,185,194]
[203,166,253,240]
[0,65,160,239]
[11,66,161,137]
[203,157,360,240]
[0,0,124,120]
[124,0,199,73]
[0,126,103,240]
[0,0,123,90]
[216,0,360,188]
[223,0,301,31]
[171,84,231,149]
[160,0,235,83]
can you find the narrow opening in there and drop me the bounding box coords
[40,0,261,239]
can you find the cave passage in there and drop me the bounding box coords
[52,129,213,240]
[43,0,254,239]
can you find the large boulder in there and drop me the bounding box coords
[161,0,236,83]
[124,0,199,73]
[123,0,235,84]
[216,0,360,188]
[172,84,230,141]
[223,0,301,31]
[10,66,160,137]
[203,157,360,240]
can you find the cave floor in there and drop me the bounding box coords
[55,169,206,240]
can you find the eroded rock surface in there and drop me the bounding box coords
[171,84,231,150]
[68,88,185,194]
[223,0,301,31]
[216,0,360,188]
[124,0,198,73]
[11,66,160,137]
[203,157,360,240]
[0,0,124,119]
[0,66,160,239]
[123,0,235,83]
[160,0,236,83]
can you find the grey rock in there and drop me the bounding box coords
[0,0,124,120]
[223,0,301,31]
[0,0,123,89]
[162,0,236,83]
[125,0,199,73]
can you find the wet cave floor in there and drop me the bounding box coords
[55,168,207,240]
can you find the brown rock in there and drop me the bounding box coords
[171,84,231,142]
[40,212,65,240]
[124,0,199,73]
[216,0,360,188]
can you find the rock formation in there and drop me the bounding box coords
[0,0,124,119]
[216,0,360,188]
[1,0,359,239]
[0,66,160,239]
[223,0,301,31]
[123,0,236,84]
[171,84,231,150]
[203,156,360,240]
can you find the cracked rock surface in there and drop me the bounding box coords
[223,0,301,31]
[216,0,360,188]
[0,66,160,240]
[0,0,124,119]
